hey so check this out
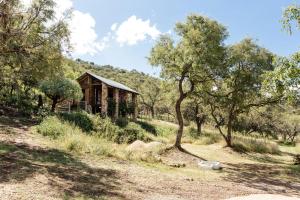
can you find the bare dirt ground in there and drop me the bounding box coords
[0,116,299,200]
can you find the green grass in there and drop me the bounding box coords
[232,136,280,154]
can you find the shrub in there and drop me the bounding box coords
[232,136,280,154]
[59,112,94,132]
[36,116,79,139]
[93,117,152,144]
[114,123,151,144]
[187,126,199,139]
[58,132,115,156]
[93,116,120,139]
[115,117,129,128]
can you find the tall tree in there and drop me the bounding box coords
[0,0,69,107]
[149,14,227,149]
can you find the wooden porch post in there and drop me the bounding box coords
[113,88,119,119]
[101,83,108,115]
[132,93,138,121]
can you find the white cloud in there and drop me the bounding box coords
[112,15,161,46]
[111,23,118,31]
[69,10,108,55]
[21,0,106,56]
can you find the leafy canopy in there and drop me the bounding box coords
[40,77,82,102]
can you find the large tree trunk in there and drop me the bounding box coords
[51,98,58,112]
[174,74,194,149]
[195,104,204,135]
[150,106,155,118]
[196,119,202,135]
[226,117,233,147]
[174,94,185,149]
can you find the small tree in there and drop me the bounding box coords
[203,39,278,147]
[140,78,164,118]
[183,98,207,135]
[149,14,227,149]
[40,77,82,112]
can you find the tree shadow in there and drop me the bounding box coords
[0,116,36,132]
[164,145,207,161]
[0,140,125,199]
[223,162,300,196]
[135,120,158,136]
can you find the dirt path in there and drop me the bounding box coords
[0,116,299,200]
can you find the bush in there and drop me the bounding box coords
[93,117,151,144]
[93,116,120,139]
[115,117,129,128]
[232,136,280,154]
[36,116,81,139]
[59,132,115,156]
[114,123,151,144]
[59,112,94,132]
[187,126,199,139]
[37,116,117,156]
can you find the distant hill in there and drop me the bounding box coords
[64,58,161,94]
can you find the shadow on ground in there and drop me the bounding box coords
[0,140,125,199]
[223,162,300,196]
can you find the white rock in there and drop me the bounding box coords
[198,160,222,170]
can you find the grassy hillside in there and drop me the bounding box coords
[63,58,160,94]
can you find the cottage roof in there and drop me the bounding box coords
[78,72,139,94]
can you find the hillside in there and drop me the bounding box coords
[64,58,161,94]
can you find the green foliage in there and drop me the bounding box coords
[107,98,116,117]
[149,14,228,147]
[187,126,199,139]
[59,132,115,156]
[40,77,82,102]
[263,55,300,106]
[39,77,82,111]
[59,112,94,132]
[0,0,69,112]
[282,5,300,34]
[115,117,129,128]
[115,123,151,144]
[92,116,152,144]
[203,39,277,147]
[36,116,79,139]
[119,100,128,117]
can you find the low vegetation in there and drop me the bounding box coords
[232,136,280,154]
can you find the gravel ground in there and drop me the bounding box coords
[227,194,300,200]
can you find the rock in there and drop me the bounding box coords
[145,141,163,150]
[126,140,146,152]
[198,160,222,170]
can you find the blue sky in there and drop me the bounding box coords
[70,0,300,76]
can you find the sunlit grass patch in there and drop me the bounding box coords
[232,136,280,154]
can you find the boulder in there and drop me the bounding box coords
[126,140,146,152]
[198,160,222,170]
[145,141,163,150]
